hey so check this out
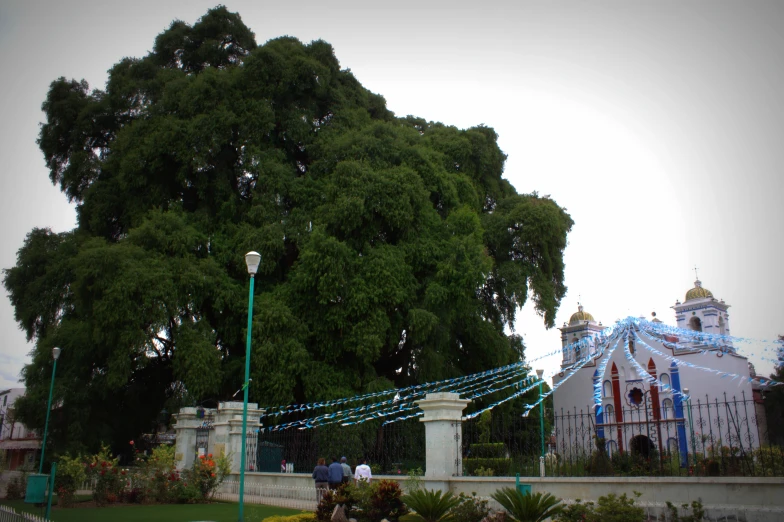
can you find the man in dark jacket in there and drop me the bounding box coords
[328,456,343,490]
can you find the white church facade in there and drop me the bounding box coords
[551,279,760,466]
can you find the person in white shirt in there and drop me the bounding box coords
[353,457,372,484]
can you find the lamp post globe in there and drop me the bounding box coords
[239,251,260,522]
[245,251,261,275]
[39,347,62,474]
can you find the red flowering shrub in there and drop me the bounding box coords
[86,446,125,506]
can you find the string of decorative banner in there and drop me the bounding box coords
[520,323,626,418]
[593,331,624,411]
[634,327,782,388]
[256,316,782,431]
[638,320,783,386]
[259,332,602,420]
[260,359,525,419]
[267,367,539,431]
[640,320,782,368]
[265,364,529,430]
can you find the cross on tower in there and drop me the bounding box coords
[693,265,699,280]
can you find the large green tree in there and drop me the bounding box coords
[3,7,573,454]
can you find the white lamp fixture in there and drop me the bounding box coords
[536,369,544,379]
[682,387,689,398]
[245,251,261,276]
[52,347,62,360]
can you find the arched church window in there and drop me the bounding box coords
[603,380,612,398]
[606,440,618,457]
[659,373,671,391]
[572,338,580,360]
[661,398,674,419]
[689,316,702,332]
[605,404,614,420]
[719,316,726,335]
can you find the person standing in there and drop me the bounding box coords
[353,457,372,485]
[328,456,343,490]
[312,457,329,500]
[340,456,352,484]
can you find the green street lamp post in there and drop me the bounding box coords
[536,369,545,458]
[238,251,261,522]
[39,347,62,474]
[683,387,697,468]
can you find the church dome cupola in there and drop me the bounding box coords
[569,304,595,325]
[685,280,713,302]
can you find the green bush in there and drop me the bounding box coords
[490,488,563,522]
[5,475,25,500]
[450,493,490,522]
[587,438,613,476]
[553,500,595,522]
[665,500,705,522]
[266,514,317,522]
[55,454,87,507]
[463,458,511,476]
[86,446,125,506]
[405,467,424,494]
[317,479,408,522]
[401,489,460,522]
[468,443,506,458]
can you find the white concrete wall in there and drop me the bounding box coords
[221,471,784,521]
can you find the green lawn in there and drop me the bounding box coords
[0,499,304,522]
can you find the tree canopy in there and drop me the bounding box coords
[3,7,573,454]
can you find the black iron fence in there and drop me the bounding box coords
[247,416,425,475]
[241,392,782,478]
[551,392,783,478]
[463,392,783,478]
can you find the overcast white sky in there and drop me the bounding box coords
[1,1,782,390]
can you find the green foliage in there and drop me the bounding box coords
[450,493,490,522]
[490,488,563,522]
[318,481,408,522]
[587,437,613,476]
[364,479,409,522]
[401,489,461,522]
[180,452,232,502]
[665,500,705,522]
[405,467,425,494]
[477,411,492,444]
[587,493,644,522]
[55,454,87,507]
[3,5,573,457]
[467,443,505,458]
[86,446,125,506]
[266,514,317,522]
[463,458,511,476]
[553,500,595,522]
[473,466,495,477]
[133,444,180,503]
[5,476,25,500]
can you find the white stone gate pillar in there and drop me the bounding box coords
[214,401,264,474]
[417,392,470,487]
[173,407,216,471]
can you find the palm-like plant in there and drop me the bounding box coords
[490,488,563,522]
[402,488,462,522]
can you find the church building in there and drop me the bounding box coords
[551,279,759,464]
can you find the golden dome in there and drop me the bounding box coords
[685,280,713,301]
[569,304,594,325]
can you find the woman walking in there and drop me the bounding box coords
[312,457,329,501]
